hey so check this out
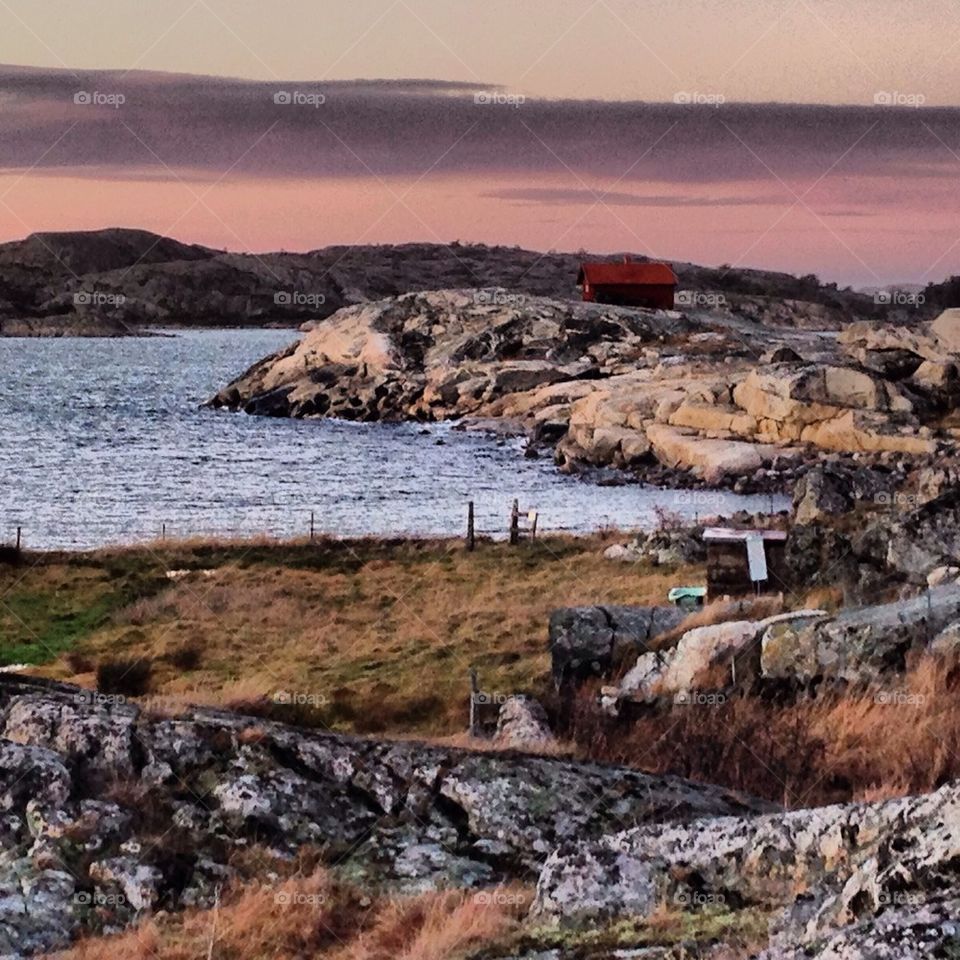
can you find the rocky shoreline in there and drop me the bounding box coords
[210,288,960,490]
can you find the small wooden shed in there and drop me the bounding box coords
[703,527,787,599]
[577,258,678,309]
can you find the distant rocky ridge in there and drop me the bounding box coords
[0,227,889,336]
[210,288,960,489]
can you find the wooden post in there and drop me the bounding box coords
[15,527,21,553]
[469,669,479,737]
[529,511,539,541]
[509,500,520,545]
[466,501,475,552]
[310,511,315,543]
[161,523,166,542]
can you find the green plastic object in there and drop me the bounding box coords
[668,586,707,608]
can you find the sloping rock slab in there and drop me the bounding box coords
[535,779,960,957]
[761,584,960,684]
[0,675,769,957]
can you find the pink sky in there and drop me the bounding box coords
[3,0,958,106]
[1,65,959,286]
[3,167,956,287]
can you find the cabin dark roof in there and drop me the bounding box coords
[577,261,678,287]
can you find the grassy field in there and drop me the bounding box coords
[0,533,698,736]
[6,533,956,811]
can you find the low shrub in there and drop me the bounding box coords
[64,651,96,674]
[96,658,153,697]
[166,641,203,671]
[54,870,527,960]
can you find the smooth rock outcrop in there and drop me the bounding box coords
[613,610,827,706]
[0,675,767,957]
[493,697,556,749]
[535,779,960,960]
[210,291,693,425]
[645,423,780,484]
[761,584,960,684]
[210,292,960,488]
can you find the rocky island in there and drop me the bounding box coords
[210,286,960,491]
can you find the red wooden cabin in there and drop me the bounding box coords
[577,258,678,309]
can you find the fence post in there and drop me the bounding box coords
[466,501,475,552]
[161,523,166,542]
[509,500,520,545]
[310,511,315,543]
[15,527,21,552]
[469,669,479,737]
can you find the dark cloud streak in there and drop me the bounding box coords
[1,65,959,187]
[484,187,780,206]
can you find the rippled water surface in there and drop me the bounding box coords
[2,329,788,549]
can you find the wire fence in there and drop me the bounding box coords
[2,499,557,555]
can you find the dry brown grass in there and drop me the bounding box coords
[51,871,529,960]
[577,654,960,807]
[810,656,960,802]
[27,535,698,735]
[410,730,576,757]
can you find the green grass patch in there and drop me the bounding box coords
[0,563,168,666]
[500,906,771,957]
[0,590,116,665]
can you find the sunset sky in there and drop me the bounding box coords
[2,0,960,285]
